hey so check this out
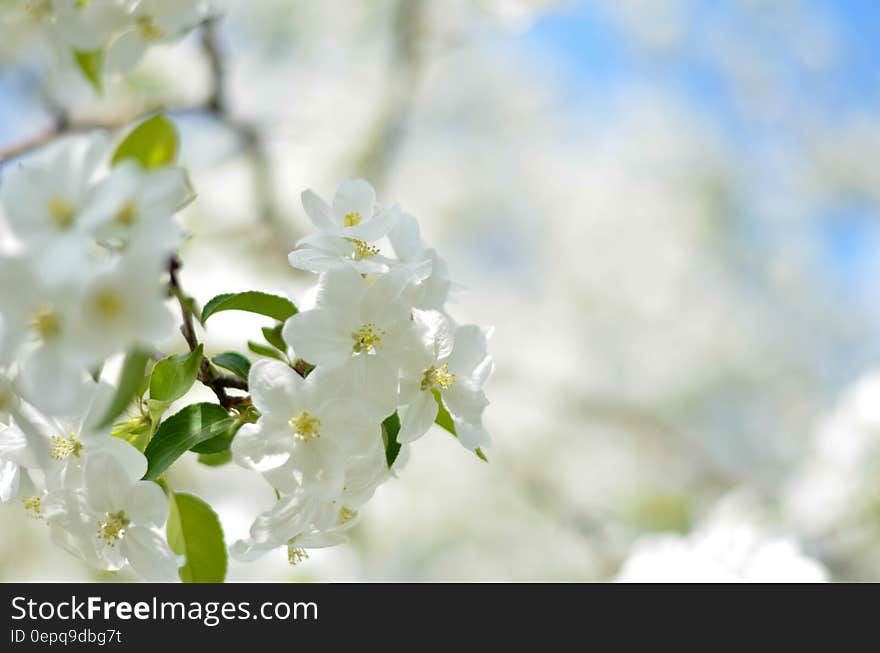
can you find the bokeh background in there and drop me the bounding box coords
[2,0,880,581]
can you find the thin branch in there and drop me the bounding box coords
[168,256,249,409]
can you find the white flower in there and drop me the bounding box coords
[7,380,146,492]
[83,160,190,256]
[283,267,418,416]
[288,179,398,274]
[43,451,179,581]
[398,310,493,450]
[105,0,208,74]
[0,133,109,281]
[232,360,379,499]
[232,442,388,564]
[74,245,175,362]
[388,212,453,311]
[0,255,92,414]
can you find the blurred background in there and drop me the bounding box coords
[2,0,880,581]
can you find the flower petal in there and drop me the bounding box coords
[85,452,132,513]
[301,189,338,231]
[398,391,439,444]
[123,526,180,582]
[124,480,169,527]
[248,359,304,415]
[332,178,375,223]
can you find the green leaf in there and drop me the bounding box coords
[190,419,242,454]
[381,412,402,468]
[261,324,287,352]
[111,114,179,169]
[247,340,286,361]
[167,492,227,583]
[201,291,297,323]
[144,403,236,480]
[212,352,251,381]
[431,389,488,463]
[197,450,232,467]
[94,349,151,429]
[73,48,103,93]
[149,345,203,403]
[111,417,152,453]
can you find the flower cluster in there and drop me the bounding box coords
[0,123,493,580]
[3,0,208,83]
[231,179,494,564]
[0,131,191,579]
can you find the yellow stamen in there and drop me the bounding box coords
[22,495,41,517]
[287,546,309,566]
[50,435,83,460]
[338,507,356,524]
[351,239,380,260]
[93,290,123,320]
[48,197,75,229]
[289,410,321,442]
[343,212,362,227]
[30,308,61,341]
[97,511,129,545]
[352,323,384,354]
[421,362,456,391]
[115,200,138,225]
[136,15,165,40]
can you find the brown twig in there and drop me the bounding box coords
[168,256,248,409]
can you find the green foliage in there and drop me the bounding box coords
[247,340,286,361]
[261,324,287,352]
[111,416,152,453]
[197,450,233,467]
[94,349,151,429]
[167,492,227,583]
[143,403,237,480]
[73,49,103,93]
[149,345,203,403]
[201,291,298,323]
[111,114,179,169]
[211,352,251,381]
[381,412,402,468]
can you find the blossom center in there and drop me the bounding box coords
[115,200,138,225]
[48,197,75,229]
[351,239,380,260]
[136,15,165,40]
[97,511,130,545]
[22,495,41,517]
[287,546,309,566]
[343,212,362,227]
[290,410,321,442]
[30,308,62,341]
[338,507,356,524]
[421,362,456,391]
[352,323,384,354]
[50,434,83,460]
[93,290,124,320]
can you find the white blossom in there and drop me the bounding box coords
[232,360,379,499]
[43,451,179,581]
[288,178,398,274]
[398,310,493,450]
[283,267,419,416]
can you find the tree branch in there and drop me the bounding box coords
[168,256,249,410]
